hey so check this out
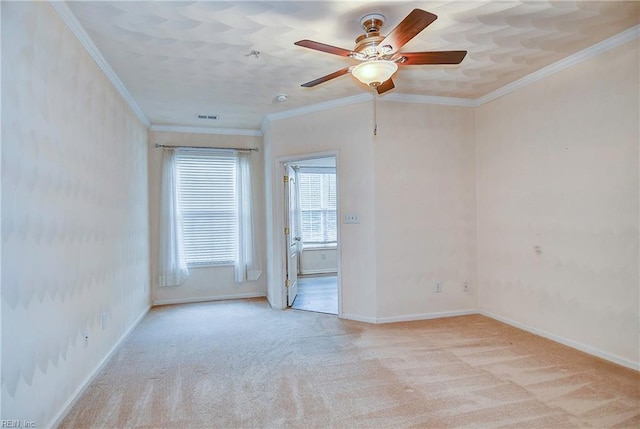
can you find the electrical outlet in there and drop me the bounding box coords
[463,282,469,292]
[435,282,442,293]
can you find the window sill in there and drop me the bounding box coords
[187,262,234,269]
[302,244,337,251]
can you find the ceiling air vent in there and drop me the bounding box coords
[196,114,219,120]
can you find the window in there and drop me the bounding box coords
[298,168,337,245]
[175,149,237,266]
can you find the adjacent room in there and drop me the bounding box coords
[285,156,339,315]
[2,1,639,428]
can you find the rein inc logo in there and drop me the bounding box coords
[1,421,35,428]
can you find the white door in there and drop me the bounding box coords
[285,164,300,306]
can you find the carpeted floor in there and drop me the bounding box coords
[60,298,639,428]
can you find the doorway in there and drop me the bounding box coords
[292,274,338,314]
[283,156,339,315]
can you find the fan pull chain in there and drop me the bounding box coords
[373,89,378,136]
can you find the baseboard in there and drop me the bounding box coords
[340,309,478,324]
[480,310,639,371]
[376,309,479,324]
[48,303,151,428]
[339,313,378,324]
[153,292,266,306]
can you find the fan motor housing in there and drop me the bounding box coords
[354,33,384,58]
[356,13,387,58]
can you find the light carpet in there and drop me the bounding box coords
[60,298,639,428]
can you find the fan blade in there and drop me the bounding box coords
[294,40,355,57]
[376,78,395,94]
[397,51,467,65]
[379,9,437,54]
[301,67,351,87]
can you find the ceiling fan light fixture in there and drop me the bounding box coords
[351,60,398,87]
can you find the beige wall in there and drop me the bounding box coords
[148,131,267,305]
[2,2,150,426]
[265,100,478,321]
[374,102,477,319]
[476,40,639,366]
[265,103,377,320]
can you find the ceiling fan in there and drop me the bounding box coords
[295,9,467,94]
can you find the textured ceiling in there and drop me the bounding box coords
[65,1,639,130]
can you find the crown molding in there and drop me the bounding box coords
[262,91,473,126]
[149,125,262,137]
[379,92,477,107]
[50,1,151,128]
[476,24,640,106]
[264,93,372,123]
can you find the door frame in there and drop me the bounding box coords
[274,150,341,315]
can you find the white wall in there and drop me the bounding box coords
[264,103,377,320]
[2,2,150,426]
[148,131,267,305]
[300,248,338,275]
[476,40,639,367]
[374,102,477,320]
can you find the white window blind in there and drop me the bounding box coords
[175,149,237,266]
[298,168,337,244]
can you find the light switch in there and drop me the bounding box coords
[344,214,359,224]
